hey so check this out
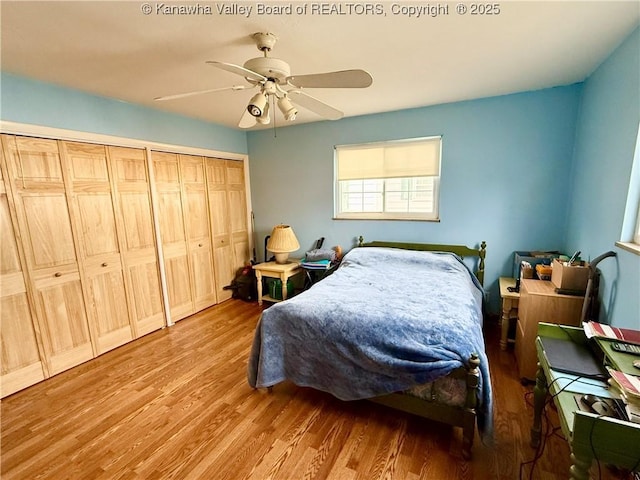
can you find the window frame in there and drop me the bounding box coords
[616,124,640,255]
[633,200,640,245]
[333,136,442,221]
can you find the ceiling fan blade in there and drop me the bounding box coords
[287,70,373,89]
[154,85,247,101]
[206,61,267,83]
[238,109,257,129]
[287,90,344,120]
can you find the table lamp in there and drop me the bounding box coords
[266,224,300,264]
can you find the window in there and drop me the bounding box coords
[334,136,441,220]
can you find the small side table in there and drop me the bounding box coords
[253,260,302,306]
[498,277,520,350]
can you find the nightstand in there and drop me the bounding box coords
[252,260,302,305]
[498,277,520,350]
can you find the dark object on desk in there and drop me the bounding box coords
[580,394,613,416]
[539,335,607,379]
[554,287,586,296]
[612,342,640,356]
[577,394,627,420]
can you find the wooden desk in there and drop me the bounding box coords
[498,277,519,350]
[252,260,302,305]
[531,323,640,479]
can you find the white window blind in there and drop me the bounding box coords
[334,136,441,220]
[336,138,441,180]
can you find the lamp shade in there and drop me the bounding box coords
[267,224,300,264]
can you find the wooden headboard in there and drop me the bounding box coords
[357,236,487,286]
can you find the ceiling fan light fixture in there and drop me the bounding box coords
[256,101,270,124]
[248,91,267,117]
[278,96,297,121]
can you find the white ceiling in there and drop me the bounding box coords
[2,1,639,131]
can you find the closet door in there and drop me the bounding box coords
[109,146,165,336]
[226,160,251,270]
[1,135,93,375]
[206,158,250,302]
[61,141,133,354]
[0,146,46,397]
[179,155,217,311]
[206,158,234,302]
[152,152,192,320]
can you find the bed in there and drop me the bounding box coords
[247,238,491,458]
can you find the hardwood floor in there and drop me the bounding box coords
[1,300,626,479]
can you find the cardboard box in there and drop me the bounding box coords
[513,251,562,279]
[551,258,590,292]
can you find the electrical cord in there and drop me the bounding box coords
[533,375,640,480]
[519,389,555,479]
[519,374,614,480]
[587,415,604,480]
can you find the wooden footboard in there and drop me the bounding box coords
[369,353,481,459]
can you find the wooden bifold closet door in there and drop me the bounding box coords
[152,151,217,322]
[206,158,250,303]
[61,141,133,354]
[108,146,165,337]
[0,143,47,396]
[179,155,217,313]
[1,136,94,376]
[60,142,165,352]
[0,135,166,396]
[0,133,249,397]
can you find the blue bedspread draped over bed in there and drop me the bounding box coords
[247,247,492,434]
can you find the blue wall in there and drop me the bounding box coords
[1,72,248,154]
[566,28,640,329]
[247,86,583,312]
[3,26,638,323]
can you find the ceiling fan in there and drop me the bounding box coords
[154,32,373,128]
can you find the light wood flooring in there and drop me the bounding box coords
[1,299,627,479]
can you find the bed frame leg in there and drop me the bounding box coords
[461,421,474,460]
[461,352,481,460]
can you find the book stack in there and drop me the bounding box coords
[607,368,640,423]
[583,321,640,345]
[300,258,331,270]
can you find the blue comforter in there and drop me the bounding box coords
[247,247,492,434]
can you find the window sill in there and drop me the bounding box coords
[333,216,440,222]
[615,241,640,256]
